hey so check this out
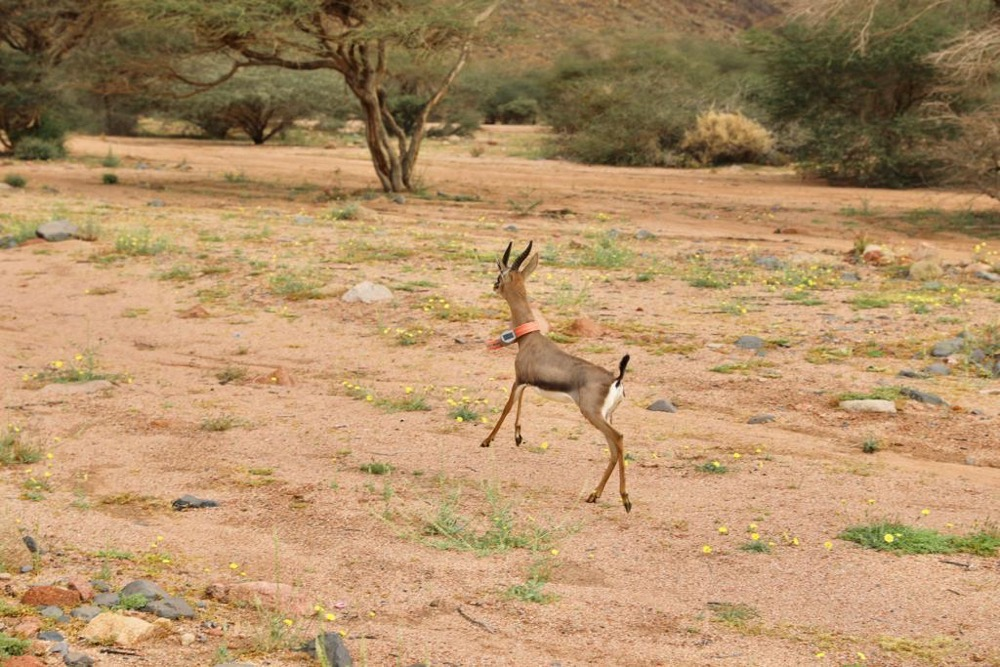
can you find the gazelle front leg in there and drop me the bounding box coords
[481,381,522,448]
[512,385,527,445]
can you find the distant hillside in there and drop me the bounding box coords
[491,0,791,63]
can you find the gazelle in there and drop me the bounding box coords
[481,241,633,513]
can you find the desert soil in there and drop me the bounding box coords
[1,126,998,666]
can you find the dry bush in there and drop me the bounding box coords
[680,111,775,166]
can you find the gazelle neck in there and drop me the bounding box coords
[503,291,535,330]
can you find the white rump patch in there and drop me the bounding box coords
[601,381,625,421]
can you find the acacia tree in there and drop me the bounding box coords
[123,0,500,192]
[0,0,109,150]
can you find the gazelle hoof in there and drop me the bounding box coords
[622,495,632,513]
[585,492,598,504]
[480,440,492,448]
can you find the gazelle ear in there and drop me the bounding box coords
[520,252,539,279]
[500,242,513,268]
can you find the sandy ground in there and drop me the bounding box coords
[1,126,998,666]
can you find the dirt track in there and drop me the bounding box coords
[1,127,998,666]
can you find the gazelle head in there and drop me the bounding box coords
[494,241,539,293]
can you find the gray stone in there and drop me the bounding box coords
[925,362,951,376]
[147,199,165,207]
[93,592,120,607]
[70,605,102,622]
[735,335,765,350]
[503,224,518,232]
[341,281,393,304]
[753,255,784,270]
[634,229,656,240]
[293,215,314,225]
[172,494,219,511]
[840,271,862,283]
[646,399,677,413]
[64,651,94,667]
[120,579,169,601]
[900,387,947,406]
[144,596,195,620]
[38,630,65,642]
[897,369,927,379]
[931,338,964,357]
[299,632,353,666]
[840,399,897,414]
[0,234,17,249]
[40,606,69,622]
[36,220,78,242]
[975,270,1000,282]
[748,414,775,424]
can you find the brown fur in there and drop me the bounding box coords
[481,241,632,513]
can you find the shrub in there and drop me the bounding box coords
[3,174,26,188]
[102,173,119,185]
[13,137,65,161]
[495,97,541,125]
[543,33,758,166]
[681,110,774,166]
[753,6,965,187]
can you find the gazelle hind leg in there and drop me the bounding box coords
[583,413,630,513]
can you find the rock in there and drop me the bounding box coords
[67,576,94,602]
[908,259,943,281]
[22,585,82,607]
[40,605,69,622]
[206,581,314,615]
[565,317,602,338]
[897,369,926,379]
[925,362,951,376]
[293,215,314,225]
[22,535,39,553]
[64,651,95,667]
[931,338,964,357]
[975,270,1000,282]
[38,630,64,642]
[144,596,195,620]
[81,612,164,647]
[753,256,783,270]
[120,579,170,601]
[70,605,102,622]
[748,414,775,424]
[840,271,861,283]
[180,632,196,646]
[503,224,518,233]
[172,494,219,511]
[861,244,894,265]
[299,632,353,666]
[965,262,992,274]
[93,592,120,607]
[178,305,210,319]
[147,199,165,207]
[36,220,78,242]
[253,366,296,386]
[646,399,677,413]
[12,617,42,638]
[0,234,17,249]
[37,380,114,396]
[634,229,656,240]
[341,281,393,304]
[899,387,947,406]
[839,399,897,414]
[910,242,940,262]
[735,335,765,350]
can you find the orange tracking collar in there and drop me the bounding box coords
[487,321,541,350]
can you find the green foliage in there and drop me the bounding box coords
[506,557,557,604]
[116,593,149,611]
[2,174,26,188]
[360,462,393,475]
[423,487,555,556]
[697,460,728,474]
[752,5,966,187]
[544,33,760,166]
[102,172,119,185]
[840,522,1000,556]
[0,425,42,466]
[0,632,31,658]
[13,136,65,160]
